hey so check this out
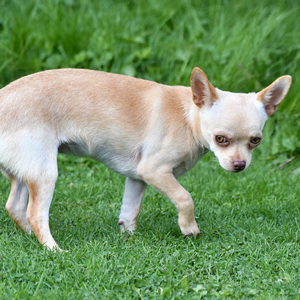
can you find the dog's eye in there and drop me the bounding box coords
[250,137,261,145]
[216,135,227,144]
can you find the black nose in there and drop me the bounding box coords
[232,160,246,171]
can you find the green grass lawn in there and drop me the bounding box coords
[0,154,300,299]
[0,0,300,299]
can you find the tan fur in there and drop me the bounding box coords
[0,67,291,250]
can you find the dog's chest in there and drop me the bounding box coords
[173,148,208,178]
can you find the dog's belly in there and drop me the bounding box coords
[58,139,140,178]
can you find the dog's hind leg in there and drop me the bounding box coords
[0,129,61,250]
[26,165,60,251]
[118,178,147,234]
[5,176,31,234]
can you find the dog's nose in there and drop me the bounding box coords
[232,160,246,171]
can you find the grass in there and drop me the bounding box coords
[0,0,300,298]
[1,155,300,299]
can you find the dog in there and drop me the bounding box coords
[0,68,291,250]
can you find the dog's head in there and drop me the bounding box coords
[191,67,292,172]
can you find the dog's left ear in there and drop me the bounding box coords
[257,75,292,116]
[190,67,218,108]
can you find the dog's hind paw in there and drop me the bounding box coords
[118,220,136,235]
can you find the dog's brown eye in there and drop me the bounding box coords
[216,135,227,144]
[250,137,261,145]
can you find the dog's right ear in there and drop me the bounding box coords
[190,67,218,108]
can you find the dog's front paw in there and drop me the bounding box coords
[179,220,201,237]
[118,220,137,235]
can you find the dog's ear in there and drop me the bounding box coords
[190,67,218,108]
[257,75,292,116]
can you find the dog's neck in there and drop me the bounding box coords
[181,87,209,150]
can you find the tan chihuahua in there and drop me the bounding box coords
[0,68,291,250]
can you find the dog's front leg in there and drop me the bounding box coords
[139,170,200,237]
[119,178,147,234]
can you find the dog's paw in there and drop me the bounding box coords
[180,220,201,237]
[23,224,32,235]
[184,232,201,238]
[118,220,137,235]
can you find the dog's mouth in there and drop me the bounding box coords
[230,169,245,173]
